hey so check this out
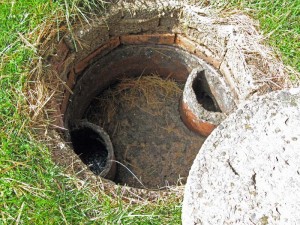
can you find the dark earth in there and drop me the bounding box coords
[85,75,206,189]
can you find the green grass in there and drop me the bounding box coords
[0,1,181,224]
[0,0,299,224]
[227,0,300,74]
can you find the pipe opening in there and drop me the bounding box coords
[70,122,116,180]
[192,70,221,112]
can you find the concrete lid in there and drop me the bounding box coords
[182,88,300,225]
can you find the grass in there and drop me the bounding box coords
[226,0,300,78]
[0,1,181,224]
[88,75,182,124]
[0,0,299,224]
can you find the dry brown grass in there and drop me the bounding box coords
[88,74,183,124]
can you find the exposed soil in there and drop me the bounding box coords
[85,75,206,189]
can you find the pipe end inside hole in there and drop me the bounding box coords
[192,70,221,112]
[70,122,115,179]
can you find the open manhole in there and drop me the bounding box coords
[45,0,286,193]
[85,75,204,188]
[64,44,231,189]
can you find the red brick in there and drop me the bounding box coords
[120,34,175,45]
[75,37,120,74]
[66,68,76,91]
[50,40,70,73]
[60,69,75,115]
[49,99,64,130]
[175,35,221,68]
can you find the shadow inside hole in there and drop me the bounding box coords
[84,75,206,188]
[70,125,108,175]
[192,70,221,112]
[64,44,226,188]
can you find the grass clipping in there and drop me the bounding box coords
[88,74,183,124]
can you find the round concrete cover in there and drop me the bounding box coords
[182,88,300,225]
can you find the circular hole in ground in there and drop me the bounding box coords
[85,74,207,189]
[35,0,286,209]
[64,44,228,190]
